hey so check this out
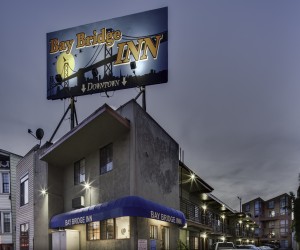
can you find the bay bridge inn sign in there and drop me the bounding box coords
[46,7,168,100]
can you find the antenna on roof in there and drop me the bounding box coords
[28,128,44,145]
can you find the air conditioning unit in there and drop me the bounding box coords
[72,196,84,209]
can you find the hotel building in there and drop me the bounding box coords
[15,100,256,250]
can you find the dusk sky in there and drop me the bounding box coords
[1,0,300,211]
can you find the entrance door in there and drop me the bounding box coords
[190,236,200,250]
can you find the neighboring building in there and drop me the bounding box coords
[0,149,22,250]
[243,194,292,249]
[15,145,49,250]
[292,174,300,250]
[15,100,257,250]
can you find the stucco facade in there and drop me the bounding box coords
[16,100,183,250]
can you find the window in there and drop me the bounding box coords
[74,159,85,185]
[268,200,274,209]
[3,213,11,233]
[280,220,288,227]
[87,222,100,240]
[190,237,199,250]
[116,217,130,239]
[150,225,158,239]
[20,175,29,206]
[2,173,9,193]
[280,227,288,236]
[280,240,288,248]
[268,221,275,228]
[162,226,170,250]
[100,219,114,239]
[87,217,130,241]
[20,223,29,250]
[280,196,288,215]
[254,200,261,216]
[269,210,275,217]
[245,204,250,212]
[269,230,275,238]
[100,144,113,175]
[280,196,287,208]
[280,207,287,215]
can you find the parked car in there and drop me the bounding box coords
[236,245,260,250]
[264,244,279,250]
[243,245,260,250]
[259,246,273,250]
[211,242,236,250]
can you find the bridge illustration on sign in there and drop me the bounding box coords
[47,31,168,100]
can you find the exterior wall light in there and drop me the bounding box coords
[201,233,207,239]
[41,189,47,196]
[190,173,196,181]
[83,182,91,190]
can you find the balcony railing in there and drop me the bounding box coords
[180,198,256,238]
[180,198,212,227]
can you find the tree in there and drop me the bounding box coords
[294,197,300,243]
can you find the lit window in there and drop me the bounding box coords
[100,219,114,239]
[269,210,275,217]
[162,226,170,250]
[20,223,29,250]
[87,221,100,240]
[150,225,158,239]
[116,217,130,239]
[74,159,85,185]
[100,144,113,175]
[20,175,29,206]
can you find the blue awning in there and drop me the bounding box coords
[50,196,186,228]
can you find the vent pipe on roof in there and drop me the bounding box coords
[179,148,184,163]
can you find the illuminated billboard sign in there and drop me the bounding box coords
[47,7,168,100]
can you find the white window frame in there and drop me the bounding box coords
[20,174,29,206]
[0,172,10,194]
[0,212,11,234]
